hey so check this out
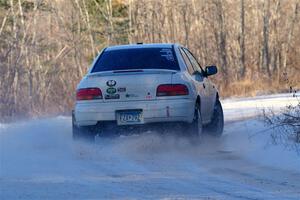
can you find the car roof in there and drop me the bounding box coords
[105,43,179,51]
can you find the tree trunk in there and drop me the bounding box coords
[239,0,246,79]
[262,0,271,76]
[282,2,299,72]
[215,0,228,83]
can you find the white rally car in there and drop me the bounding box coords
[73,43,224,140]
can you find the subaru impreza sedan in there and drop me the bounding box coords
[72,43,223,141]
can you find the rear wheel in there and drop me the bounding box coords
[187,104,203,139]
[72,112,98,142]
[205,99,224,137]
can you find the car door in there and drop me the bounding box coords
[179,48,211,122]
[183,48,216,121]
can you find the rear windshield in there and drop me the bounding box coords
[91,47,179,72]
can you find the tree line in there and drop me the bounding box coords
[0,0,299,122]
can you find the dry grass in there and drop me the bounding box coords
[219,72,300,98]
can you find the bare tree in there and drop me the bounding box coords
[1,0,300,122]
[239,0,246,78]
[263,101,300,153]
[262,0,271,76]
[282,2,299,72]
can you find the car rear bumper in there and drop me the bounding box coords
[74,98,195,126]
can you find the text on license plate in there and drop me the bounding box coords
[117,110,143,125]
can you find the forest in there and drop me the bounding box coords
[0,0,299,122]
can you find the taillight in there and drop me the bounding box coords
[156,84,189,96]
[76,88,102,100]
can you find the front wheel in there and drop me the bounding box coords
[205,99,224,137]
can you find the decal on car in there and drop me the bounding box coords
[117,87,126,92]
[106,87,117,94]
[126,94,138,98]
[105,94,120,99]
[160,48,174,61]
[106,80,116,87]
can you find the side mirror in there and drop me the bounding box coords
[205,65,218,76]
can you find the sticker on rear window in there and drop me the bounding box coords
[160,49,174,61]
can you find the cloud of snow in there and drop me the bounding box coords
[1,111,299,183]
[1,94,299,199]
[0,117,238,179]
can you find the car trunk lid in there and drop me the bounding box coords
[85,69,176,102]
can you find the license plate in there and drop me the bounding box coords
[117,110,143,125]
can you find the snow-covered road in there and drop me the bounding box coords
[0,94,299,199]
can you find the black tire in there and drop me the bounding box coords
[72,112,98,142]
[205,99,224,137]
[187,104,203,138]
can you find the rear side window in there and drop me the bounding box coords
[92,47,180,72]
[179,48,194,75]
[183,48,203,72]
